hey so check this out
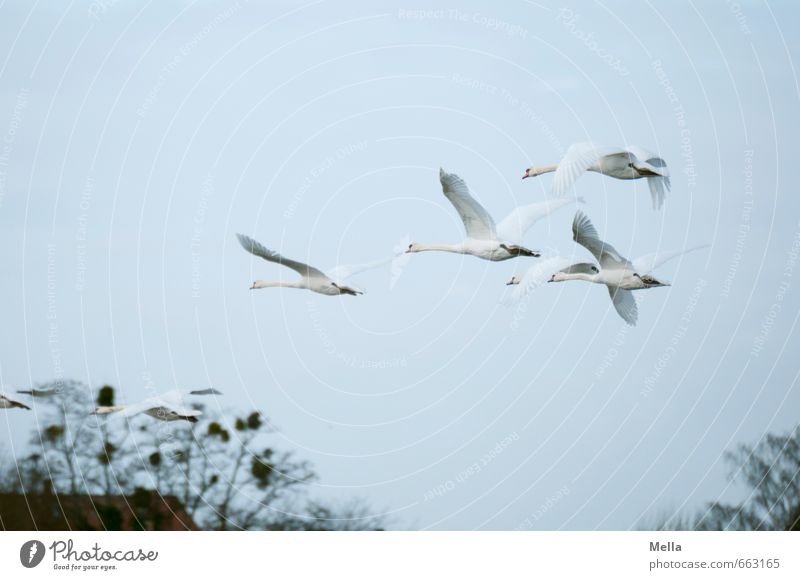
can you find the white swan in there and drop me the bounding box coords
[17,387,61,397]
[523,143,671,209]
[1,393,31,410]
[92,388,222,423]
[407,168,578,261]
[237,234,400,296]
[506,212,707,325]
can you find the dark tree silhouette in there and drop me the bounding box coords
[139,409,316,530]
[24,380,132,496]
[1,380,385,531]
[694,426,800,531]
[644,426,800,531]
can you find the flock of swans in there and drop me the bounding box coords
[1,387,223,423]
[238,141,703,327]
[1,142,704,420]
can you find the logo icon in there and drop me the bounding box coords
[20,540,45,568]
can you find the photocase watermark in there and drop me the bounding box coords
[136,2,246,118]
[721,149,754,298]
[515,485,571,530]
[640,278,707,397]
[75,175,94,293]
[19,540,46,569]
[190,175,214,299]
[652,59,696,190]
[397,8,529,39]
[557,8,629,76]
[751,223,800,357]
[0,87,29,210]
[283,140,369,220]
[423,432,519,501]
[46,539,157,571]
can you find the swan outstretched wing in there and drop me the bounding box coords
[561,262,601,275]
[389,234,412,290]
[117,389,220,420]
[186,388,223,396]
[551,143,628,196]
[116,399,189,420]
[646,175,670,210]
[572,211,632,270]
[439,168,497,240]
[325,257,392,283]
[608,287,638,326]
[325,239,409,282]
[17,387,60,397]
[496,198,580,244]
[625,146,671,209]
[237,234,328,279]
[632,244,709,274]
[0,394,31,410]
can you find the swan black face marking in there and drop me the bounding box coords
[525,143,671,209]
[634,273,665,287]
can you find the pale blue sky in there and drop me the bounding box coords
[1,0,798,529]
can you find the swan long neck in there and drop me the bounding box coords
[252,280,305,289]
[558,272,600,283]
[527,163,559,176]
[410,243,465,254]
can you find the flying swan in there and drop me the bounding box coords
[1,393,31,410]
[506,211,707,325]
[92,388,222,423]
[407,168,578,261]
[523,143,671,209]
[17,387,63,398]
[237,234,402,296]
